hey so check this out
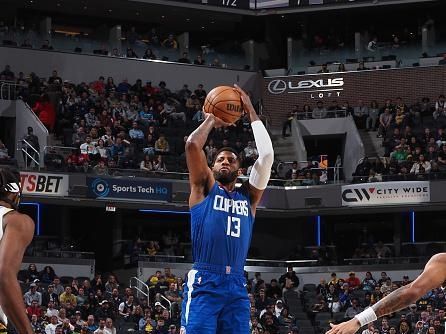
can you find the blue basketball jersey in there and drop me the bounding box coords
[190,182,254,273]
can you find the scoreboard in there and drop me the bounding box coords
[163,0,421,10]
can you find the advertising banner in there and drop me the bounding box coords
[20,172,69,197]
[341,181,430,207]
[87,177,172,202]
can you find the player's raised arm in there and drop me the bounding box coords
[234,85,274,214]
[185,113,233,207]
[326,253,446,334]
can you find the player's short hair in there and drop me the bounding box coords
[213,147,240,165]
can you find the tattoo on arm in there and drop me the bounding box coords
[372,285,414,317]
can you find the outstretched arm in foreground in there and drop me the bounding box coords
[326,253,446,334]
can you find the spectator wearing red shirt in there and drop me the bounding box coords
[26,300,43,318]
[32,93,56,131]
[346,271,361,291]
[91,76,105,94]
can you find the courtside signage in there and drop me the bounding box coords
[341,181,430,207]
[87,177,172,202]
[20,172,69,196]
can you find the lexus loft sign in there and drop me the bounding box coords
[267,77,344,98]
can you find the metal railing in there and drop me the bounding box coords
[30,249,95,259]
[297,109,349,120]
[139,254,186,263]
[0,80,24,100]
[159,294,173,318]
[246,258,319,267]
[343,256,428,265]
[130,276,150,306]
[17,139,40,170]
[277,160,344,184]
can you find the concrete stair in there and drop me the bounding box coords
[358,129,385,158]
[269,127,298,162]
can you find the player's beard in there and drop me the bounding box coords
[213,169,238,185]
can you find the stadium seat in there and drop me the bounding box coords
[59,276,74,285]
[303,284,317,292]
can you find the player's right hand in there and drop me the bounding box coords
[204,112,234,128]
[326,319,361,334]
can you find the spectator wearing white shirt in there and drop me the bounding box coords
[410,154,431,174]
[46,300,59,318]
[312,101,327,119]
[104,318,117,334]
[353,100,369,129]
[45,315,60,334]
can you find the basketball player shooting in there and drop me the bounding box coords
[0,167,35,333]
[326,253,446,334]
[180,85,274,334]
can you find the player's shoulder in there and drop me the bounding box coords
[3,211,34,228]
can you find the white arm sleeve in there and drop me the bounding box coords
[249,120,274,190]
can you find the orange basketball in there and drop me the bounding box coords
[203,86,243,124]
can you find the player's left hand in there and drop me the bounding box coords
[326,319,361,334]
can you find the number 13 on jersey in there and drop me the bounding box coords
[227,216,241,238]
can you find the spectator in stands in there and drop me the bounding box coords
[367,37,378,52]
[30,314,43,332]
[126,48,138,58]
[24,282,42,306]
[45,314,60,334]
[105,274,119,295]
[312,101,327,119]
[194,84,207,102]
[42,285,59,307]
[346,272,361,291]
[40,265,56,284]
[48,70,63,86]
[375,241,392,258]
[178,52,191,64]
[194,55,205,65]
[93,159,109,175]
[33,93,56,131]
[353,100,369,129]
[366,100,380,131]
[26,299,43,318]
[434,95,446,120]
[117,79,131,94]
[357,62,369,71]
[410,154,431,175]
[60,286,77,308]
[353,157,371,182]
[0,140,10,162]
[344,298,363,319]
[104,318,116,334]
[40,39,54,50]
[86,315,98,331]
[22,126,41,168]
[95,300,114,321]
[140,154,154,172]
[143,48,157,60]
[266,279,282,299]
[318,64,330,73]
[162,34,178,49]
[155,134,170,154]
[279,267,300,290]
[25,263,40,282]
[282,107,298,138]
[0,64,14,80]
[362,271,377,292]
